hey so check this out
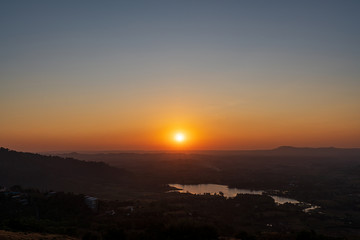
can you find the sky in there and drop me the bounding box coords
[1,1,360,151]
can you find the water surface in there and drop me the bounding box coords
[169,184,264,198]
[169,184,306,206]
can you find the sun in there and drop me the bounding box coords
[174,132,185,143]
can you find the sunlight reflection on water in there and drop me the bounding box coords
[169,184,303,206]
[169,184,263,198]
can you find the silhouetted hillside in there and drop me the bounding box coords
[1,147,360,239]
[55,148,360,201]
[0,148,130,194]
[194,146,360,157]
[271,146,360,157]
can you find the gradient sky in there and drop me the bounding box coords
[1,1,360,151]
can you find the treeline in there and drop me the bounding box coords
[0,186,218,240]
[0,186,351,240]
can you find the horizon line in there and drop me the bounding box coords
[34,146,360,154]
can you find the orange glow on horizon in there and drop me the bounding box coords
[1,110,360,152]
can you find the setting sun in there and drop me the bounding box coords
[174,133,185,143]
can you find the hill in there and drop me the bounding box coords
[0,147,130,195]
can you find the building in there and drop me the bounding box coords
[84,196,98,212]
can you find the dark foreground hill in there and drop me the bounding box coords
[0,147,130,195]
[0,230,78,240]
[1,147,360,239]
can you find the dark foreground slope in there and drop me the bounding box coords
[1,147,360,239]
[0,147,130,195]
[0,230,78,240]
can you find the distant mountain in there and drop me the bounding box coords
[0,147,130,194]
[271,146,360,156]
[55,146,360,167]
[193,146,360,157]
